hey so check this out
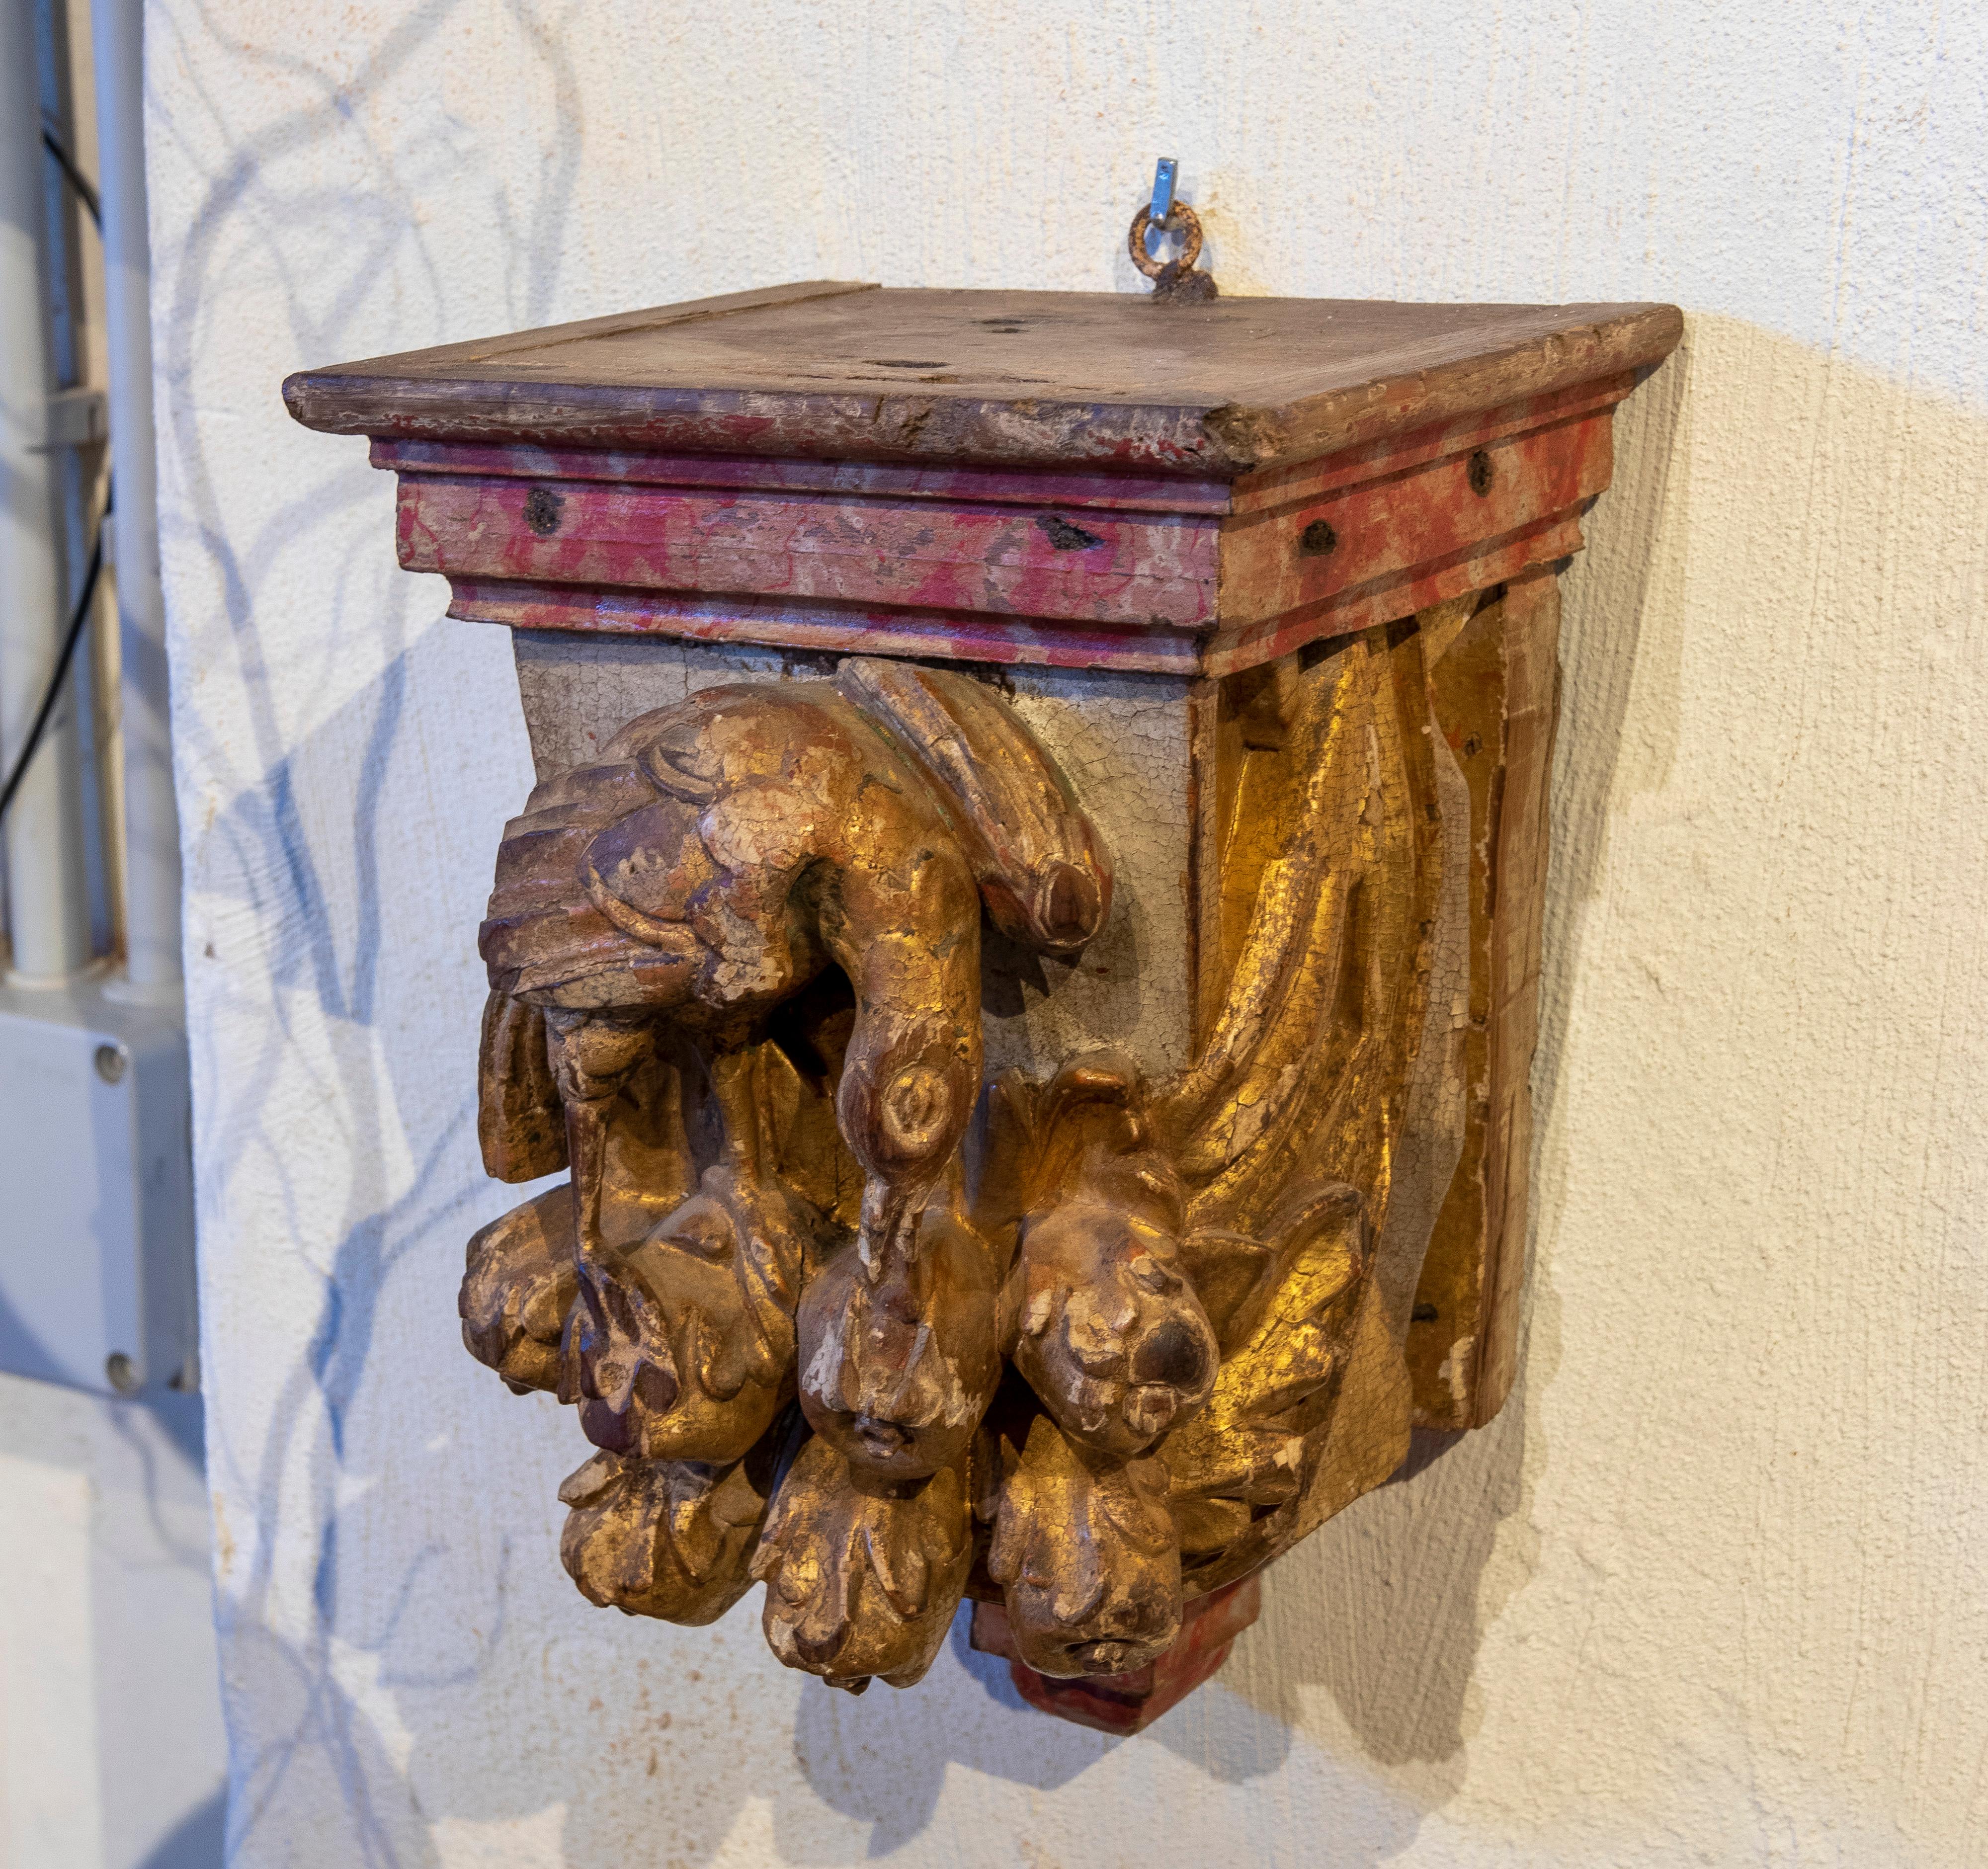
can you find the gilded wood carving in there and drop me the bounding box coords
[463,618,1462,1694]
[283,274,1682,1727]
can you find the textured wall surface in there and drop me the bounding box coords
[147,2,1988,1864]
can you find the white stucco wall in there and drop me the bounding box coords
[146,2,1988,1864]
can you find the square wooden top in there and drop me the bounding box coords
[284,281,1680,479]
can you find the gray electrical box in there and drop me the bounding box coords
[0,980,196,1395]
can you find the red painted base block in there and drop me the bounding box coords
[969,1574,1262,1735]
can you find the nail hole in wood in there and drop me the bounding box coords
[1299,518,1338,557]
[1036,514,1104,551]
[524,486,564,536]
[1467,449,1495,496]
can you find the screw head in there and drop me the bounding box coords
[94,1043,128,1084]
[105,1353,141,1394]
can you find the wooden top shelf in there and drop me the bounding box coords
[283,281,1681,477]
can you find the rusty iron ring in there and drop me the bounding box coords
[1128,200,1204,280]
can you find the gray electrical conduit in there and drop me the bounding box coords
[92,0,183,997]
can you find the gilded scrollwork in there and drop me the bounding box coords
[463,623,1455,1696]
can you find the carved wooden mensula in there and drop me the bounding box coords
[286,280,1679,1726]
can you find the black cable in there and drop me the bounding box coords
[0,489,110,823]
[6,131,113,824]
[41,128,101,227]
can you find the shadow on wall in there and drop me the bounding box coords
[138,1789,227,1869]
[1213,1412,1531,1780]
